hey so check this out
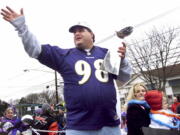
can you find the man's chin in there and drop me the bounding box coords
[76,43,85,49]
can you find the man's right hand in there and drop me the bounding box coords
[1,6,23,22]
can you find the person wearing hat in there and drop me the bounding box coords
[1,6,132,135]
[33,103,59,135]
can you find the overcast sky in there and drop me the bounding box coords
[0,0,180,102]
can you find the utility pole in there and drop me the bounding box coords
[24,69,59,104]
[54,71,59,104]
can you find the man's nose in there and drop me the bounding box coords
[74,31,80,35]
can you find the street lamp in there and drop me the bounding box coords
[23,69,54,73]
[24,69,60,104]
[54,71,58,104]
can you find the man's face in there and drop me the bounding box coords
[73,27,94,49]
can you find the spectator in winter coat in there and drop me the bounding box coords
[171,96,180,113]
[34,103,58,135]
[0,107,21,135]
[126,83,151,135]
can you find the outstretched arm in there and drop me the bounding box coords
[1,6,41,58]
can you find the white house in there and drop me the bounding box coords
[117,63,180,105]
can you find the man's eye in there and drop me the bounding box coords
[79,29,84,32]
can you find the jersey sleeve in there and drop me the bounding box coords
[10,16,41,58]
[117,58,132,82]
[37,44,69,72]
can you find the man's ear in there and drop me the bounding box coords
[90,32,95,42]
[90,32,93,36]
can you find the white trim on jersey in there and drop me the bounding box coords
[113,79,121,121]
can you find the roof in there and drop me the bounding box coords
[116,63,180,88]
[143,63,180,78]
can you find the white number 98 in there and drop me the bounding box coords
[75,59,109,84]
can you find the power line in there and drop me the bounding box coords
[95,7,180,45]
[134,7,180,28]
[2,78,63,89]
[127,27,180,47]
[3,65,53,82]
[1,79,63,100]
[7,72,27,81]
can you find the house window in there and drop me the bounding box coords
[146,84,156,89]
[169,79,180,86]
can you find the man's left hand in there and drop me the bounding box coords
[118,42,126,58]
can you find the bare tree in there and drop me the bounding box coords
[26,93,39,104]
[20,89,64,105]
[128,27,180,90]
[0,99,9,116]
[19,97,28,104]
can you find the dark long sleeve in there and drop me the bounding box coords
[126,104,150,135]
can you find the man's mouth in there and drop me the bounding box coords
[75,37,82,41]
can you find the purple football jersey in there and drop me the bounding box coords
[38,45,120,130]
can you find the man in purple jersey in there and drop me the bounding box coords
[1,6,132,135]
